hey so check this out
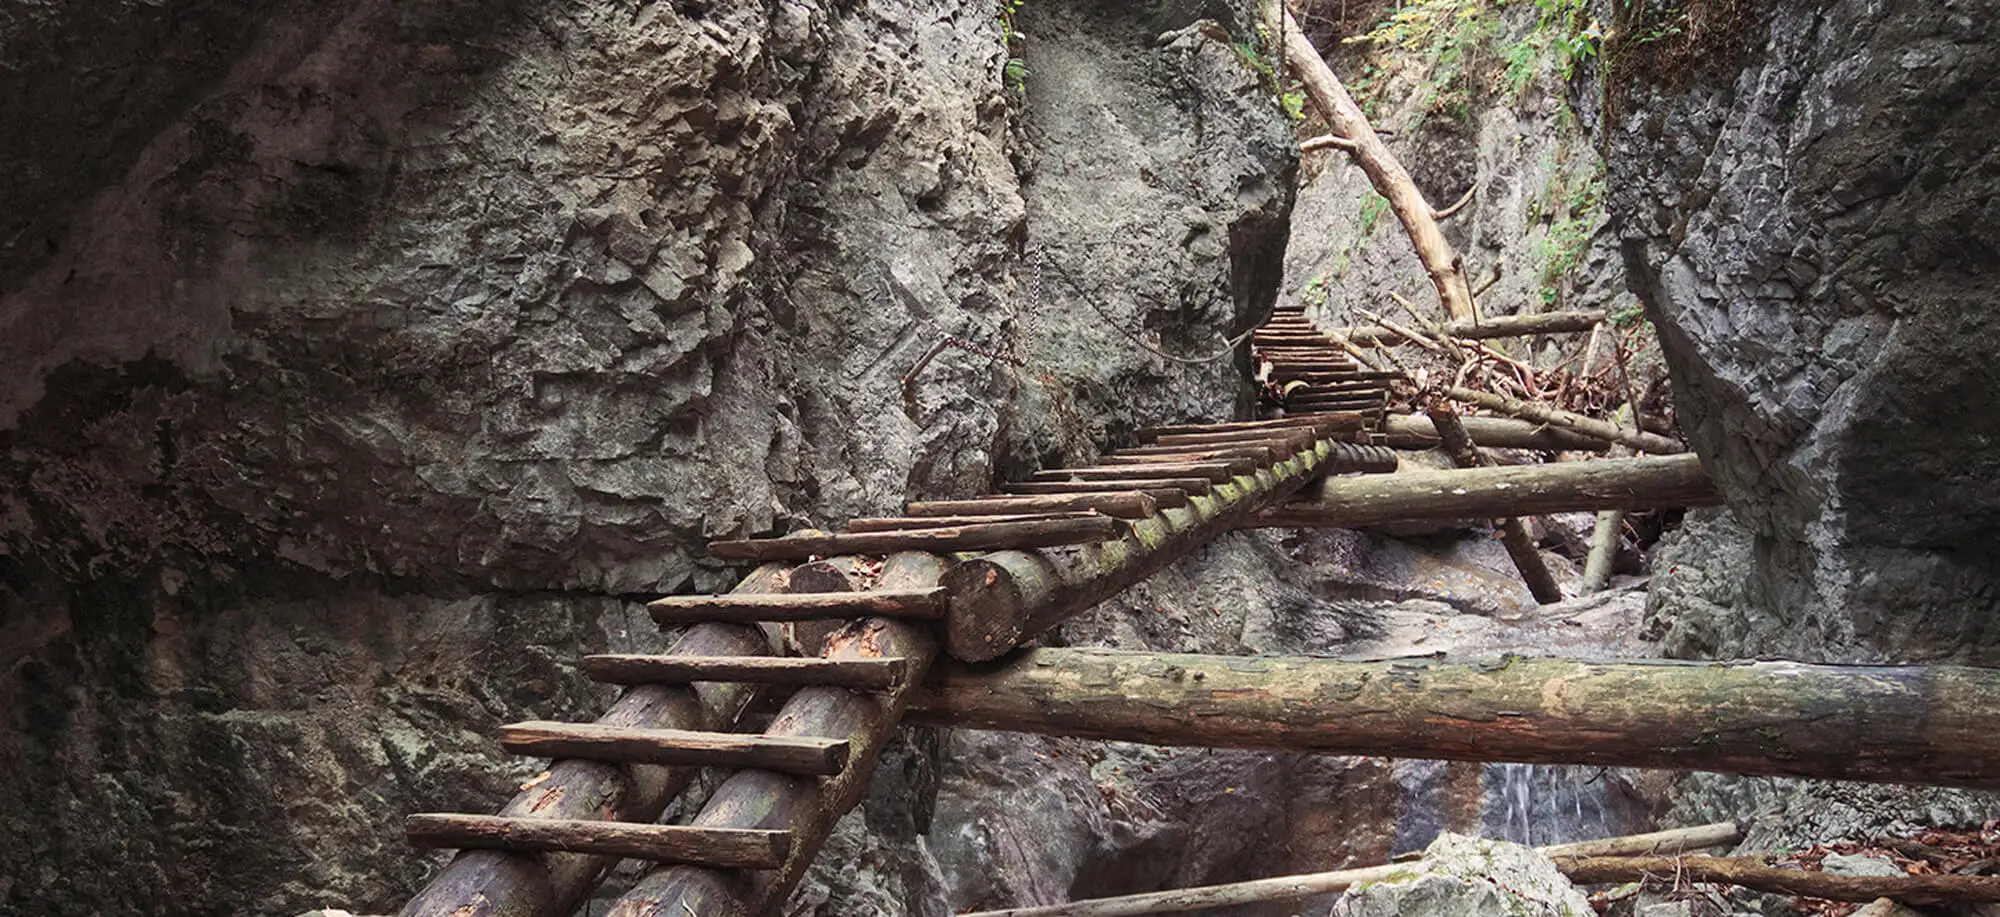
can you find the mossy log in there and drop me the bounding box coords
[1248,454,1718,528]
[909,647,2000,788]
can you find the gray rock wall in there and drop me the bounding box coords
[0,0,1292,913]
[1604,0,2000,664]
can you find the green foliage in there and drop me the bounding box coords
[1357,192,1390,238]
[1301,273,1332,308]
[1348,0,1504,121]
[1531,163,1606,305]
[1608,303,1647,327]
[1280,89,1307,122]
[1531,0,1602,80]
[998,0,1028,94]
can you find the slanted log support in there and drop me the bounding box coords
[909,648,2000,789]
[1380,413,1611,452]
[603,551,949,917]
[398,565,789,917]
[1247,454,1718,528]
[943,436,1338,662]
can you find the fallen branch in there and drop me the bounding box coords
[1300,134,1357,154]
[1249,454,1716,527]
[1443,386,1686,454]
[1433,185,1476,221]
[1341,310,1605,346]
[1273,4,1475,322]
[1428,405,1563,605]
[1557,855,2000,906]
[954,823,1739,917]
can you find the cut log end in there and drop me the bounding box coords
[941,558,1032,663]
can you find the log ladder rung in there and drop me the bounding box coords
[1029,462,1248,484]
[649,588,947,624]
[706,516,1125,561]
[405,814,792,869]
[581,653,910,690]
[500,720,851,775]
[904,492,1161,519]
[1003,477,1215,497]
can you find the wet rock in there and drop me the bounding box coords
[1329,833,1595,917]
[1820,853,1903,878]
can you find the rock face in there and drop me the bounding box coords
[0,0,1291,913]
[1603,1,2000,665]
[1328,833,1595,917]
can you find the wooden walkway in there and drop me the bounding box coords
[393,309,1403,917]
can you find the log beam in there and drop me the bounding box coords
[909,647,2000,788]
[1380,413,1611,452]
[405,816,790,870]
[905,493,1160,520]
[942,435,1338,662]
[708,517,1123,561]
[1248,454,1717,528]
[1334,311,1606,346]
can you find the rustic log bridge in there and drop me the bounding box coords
[958,822,1741,917]
[580,654,907,690]
[1248,454,1718,528]
[399,564,788,917]
[1380,413,1611,452]
[707,516,1124,561]
[498,722,850,775]
[605,552,949,916]
[906,492,1160,519]
[405,816,791,870]
[941,434,1339,662]
[648,588,946,624]
[909,647,2000,789]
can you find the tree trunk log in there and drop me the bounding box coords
[1557,855,2000,905]
[1275,7,1475,322]
[1581,508,1627,593]
[604,552,948,917]
[955,823,1739,917]
[1334,311,1605,345]
[1427,406,1564,605]
[1248,454,1717,528]
[398,565,789,917]
[942,438,1338,662]
[1380,413,1611,451]
[908,647,2000,789]
[1444,386,1686,454]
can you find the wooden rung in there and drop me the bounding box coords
[405,814,790,868]
[1112,440,1297,461]
[1030,462,1247,483]
[1099,446,1277,467]
[1149,430,1332,450]
[845,511,1110,533]
[500,721,850,774]
[905,492,1160,519]
[580,654,908,690]
[649,588,945,623]
[707,516,1123,561]
[1003,477,1213,497]
[1136,415,1363,440]
[978,486,1192,509]
[1283,371,1406,383]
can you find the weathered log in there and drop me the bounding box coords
[905,492,1160,520]
[1318,442,1401,475]
[1380,413,1610,452]
[1136,415,1362,439]
[1275,7,1474,321]
[405,816,790,869]
[498,722,849,775]
[1031,462,1249,484]
[844,512,1110,533]
[1336,311,1606,346]
[1428,406,1563,605]
[605,552,948,917]
[1247,454,1717,528]
[708,517,1123,561]
[648,588,946,624]
[1581,508,1627,593]
[909,647,2000,788]
[1557,855,2000,905]
[398,565,786,917]
[956,822,1739,917]
[580,654,906,690]
[942,438,1337,662]
[1113,440,1301,461]
[1149,429,1323,451]
[1444,386,1686,454]
[1004,477,1213,497]
[1099,447,1278,468]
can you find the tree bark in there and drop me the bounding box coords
[908,647,2000,789]
[1330,311,1605,346]
[955,823,1740,917]
[1249,454,1717,528]
[1581,508,1627,593]
[1275,6,1475,321]
[707,516,1123,561]
[942,437,1339,662]
[1444,386,1687,454]
[405,816,790,869]
[1379,413,1611,451]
